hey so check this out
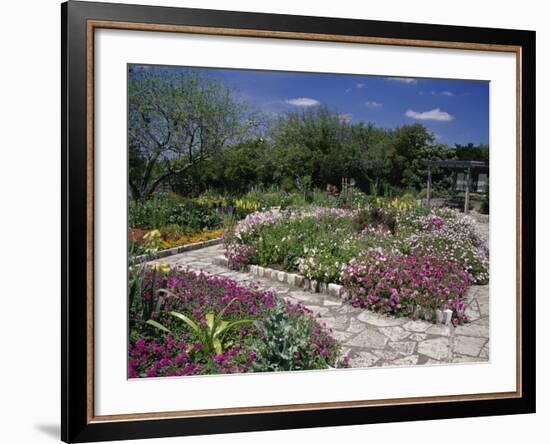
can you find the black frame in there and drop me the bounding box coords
[62,1,536,442]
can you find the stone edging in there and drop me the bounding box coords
[213,255,347,299]
[212,255,455,326]
[130,237,223,265]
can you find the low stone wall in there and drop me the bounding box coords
[130,237,223,265]
[213,255,347,300]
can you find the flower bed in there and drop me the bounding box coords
[129,227,225,259]
[128,192,262,257]
[223,205,488,325]
[399,211,489,284]
[341,248,471,324]
[128,266,347,377]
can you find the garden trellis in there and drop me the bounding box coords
[421,159,489,213]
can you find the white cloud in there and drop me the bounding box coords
[285,97,321,107]
[431,90,455,97]
[356,83,365,89]
[339,113,353,123]
[405,108,454,122]
[387,77,418,85]
[365,101,383,109]
[345,88,352,93]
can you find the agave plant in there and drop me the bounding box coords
[146,291,253,355]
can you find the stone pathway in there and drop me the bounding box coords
[151,244,489,368]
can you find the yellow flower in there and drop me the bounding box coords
[159,228,224,249]
[143,229,161,241]
[152,262,170,274]
[235,199,260,211]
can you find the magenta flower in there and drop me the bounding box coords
[129,268,341,378]
[341,248,470,324]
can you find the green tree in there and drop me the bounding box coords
[270,107,365,189]
[389,124,434,188]
[454,143,489,161]
[128,67,254,200]
[415,143,457,192]
[355,123,395,193]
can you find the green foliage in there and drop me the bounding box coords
[336,186,370,209]
[128,268,345,376]
[128,67,256,200]
[128,69,489,201]
[128,193,224,232]
[253,301,337,371]
[127,265,166,330]
[239,187,305,209]
[454,143,489,161]
[227,204,488,284]
[248,212,355,273]
[128,264,146,318]
[252,216,319,268]
[353,206,398,233]
[147,294,253,356]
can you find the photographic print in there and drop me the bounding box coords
[127,65,490,378]
[63,3,535,440]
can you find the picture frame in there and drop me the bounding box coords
[61,1,536,442]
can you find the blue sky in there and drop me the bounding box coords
[136,65,489,146]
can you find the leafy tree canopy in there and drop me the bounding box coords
[128,70,489,199]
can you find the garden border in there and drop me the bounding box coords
[130,237,223,265]
[214,254,343,297]
[213,255,456,325]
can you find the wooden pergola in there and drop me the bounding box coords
[421,159,489,214]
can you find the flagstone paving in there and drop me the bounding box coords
[151,244,489,368]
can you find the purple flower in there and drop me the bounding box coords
[213,354,227,364]
[341,249,471,324]
[129,267,340,378]
[175,353,188,364]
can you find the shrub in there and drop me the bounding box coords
[336,187,369,209]
[253,300,347,371]
[129,193,224,231]
[129,192,260,235]
[229,208,358,274]
[240,188,300,209]
[297,245,347,283]
[352,206,397,233]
